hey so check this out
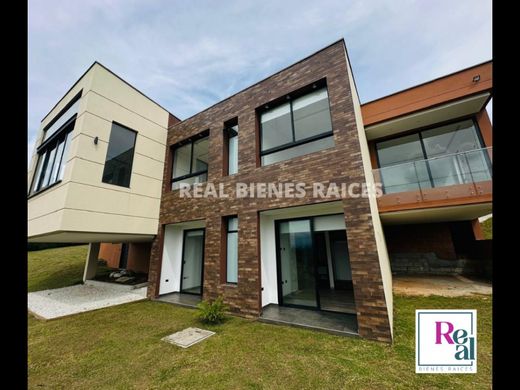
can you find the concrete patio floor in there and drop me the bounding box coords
[28,281,147,320]
[393,275,492,297]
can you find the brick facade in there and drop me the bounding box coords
[147,40,392,342]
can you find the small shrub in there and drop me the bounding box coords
[196,296,228,324]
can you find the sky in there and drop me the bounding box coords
[28,0,492,160]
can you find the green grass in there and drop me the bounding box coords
[481,217,492,239]
[28,245,89,292]
[28,247,492,389]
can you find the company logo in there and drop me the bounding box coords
[416,310,477,373]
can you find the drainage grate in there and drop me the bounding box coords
[161,327,215,348]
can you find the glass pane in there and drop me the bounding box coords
[464,149,492,182]
[261,103,292,151]
[192,137,209,173]
[41,146,57,188]
[228,134,238,175]
[43,98,80,141]
[427,154,466,187]
[102,123,137,187]
[171,172,208,190]
[421,119,482,157]
[58,131,72,181]
[293,88,332,141]
[278,219,317,308]
[31,152,46,193]
[173,143,191,178]
[262,135,334,165]
[227,216,238,231]
[376,133,424,166]
[49,138,65,184]
[181,229,204,295]
[226,231,238,283]
[380,160,431,194]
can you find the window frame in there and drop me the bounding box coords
[29,91,82,197]
[101,121,138,188]
[171,130,210,188]
[374,116,490,193]
[223,215,239,285]
[258,79,334,161]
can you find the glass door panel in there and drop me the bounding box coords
[277,219,318,308]
[180,229,204,295]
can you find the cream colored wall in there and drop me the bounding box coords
[28,63,170,240]
[344,47,394,336]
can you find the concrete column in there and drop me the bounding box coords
[83,243,100,282]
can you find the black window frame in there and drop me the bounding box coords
[258,78,334,160]
[171,130,210,188]
[224,215,238,284]
[28,91,82,197]
[101,121,138,188]
[374,116,490,193]
[223,117,238,176]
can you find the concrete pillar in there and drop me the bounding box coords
[83,243,100,282]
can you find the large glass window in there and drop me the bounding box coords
[171,132,209,190]
[260,84,334,165]
[225,216,238,284]
[375,119,490,194]
[30,117,75,195]
[102,123,137,188]
[225,121,238,176]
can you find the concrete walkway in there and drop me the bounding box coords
[393,275,492,297]
[28,281,147,320]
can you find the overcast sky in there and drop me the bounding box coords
[28,0,492,159]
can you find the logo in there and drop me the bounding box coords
[416,310,477,373]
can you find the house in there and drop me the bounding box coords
[28,39,492,342]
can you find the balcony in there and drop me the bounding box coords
[373,147,492,213]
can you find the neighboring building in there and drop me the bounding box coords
[27,39,492,343]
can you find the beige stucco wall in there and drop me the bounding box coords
[28,63,170,241]
[344,48,394,335]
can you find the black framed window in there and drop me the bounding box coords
[260,82,334,165]
[102,122,137,188]
[375,118,491,194]
[171,131,209,190]
[225,216,238,284]
[29,92,81,195]
[224,118,238,176]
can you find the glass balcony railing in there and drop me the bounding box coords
[373,147,492,209]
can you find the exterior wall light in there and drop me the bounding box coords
[472,75,480,83]
[94,136,99,145]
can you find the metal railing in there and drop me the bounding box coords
[373,147,492,205]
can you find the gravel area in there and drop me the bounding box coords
[28,282,147,320]
[393,275,492,297]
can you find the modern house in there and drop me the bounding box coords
[28,39,492,343]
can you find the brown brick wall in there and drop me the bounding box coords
[384,223,457,260]
[148,40,392,342]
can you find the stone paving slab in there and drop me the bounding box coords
[161,327,215,348]
[28,283,147,320]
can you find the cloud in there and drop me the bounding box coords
[28,0,492,161]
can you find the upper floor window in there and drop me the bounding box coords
[171,131,209,190]
[224,118,238,176]
[29,92,81,195]
[376,118,491,194]
[225,216,238,284]
[102,122,137,188]
[260,83,334,165]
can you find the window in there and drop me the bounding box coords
[225,216,238,284]
[224,118,238,175]
[29,92,80,195]
[260,82,334,165]
[102,122,137,187]
[375,118,490,194]
[171,131,209,190]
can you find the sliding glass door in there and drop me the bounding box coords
[180,229,205,295]
[277,219,318,308]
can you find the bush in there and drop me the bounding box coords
[196,296,228,324]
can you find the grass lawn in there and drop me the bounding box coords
[28,248,492,389]
[481,217,492,239]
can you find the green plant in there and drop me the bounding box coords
[196,296,228,324]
